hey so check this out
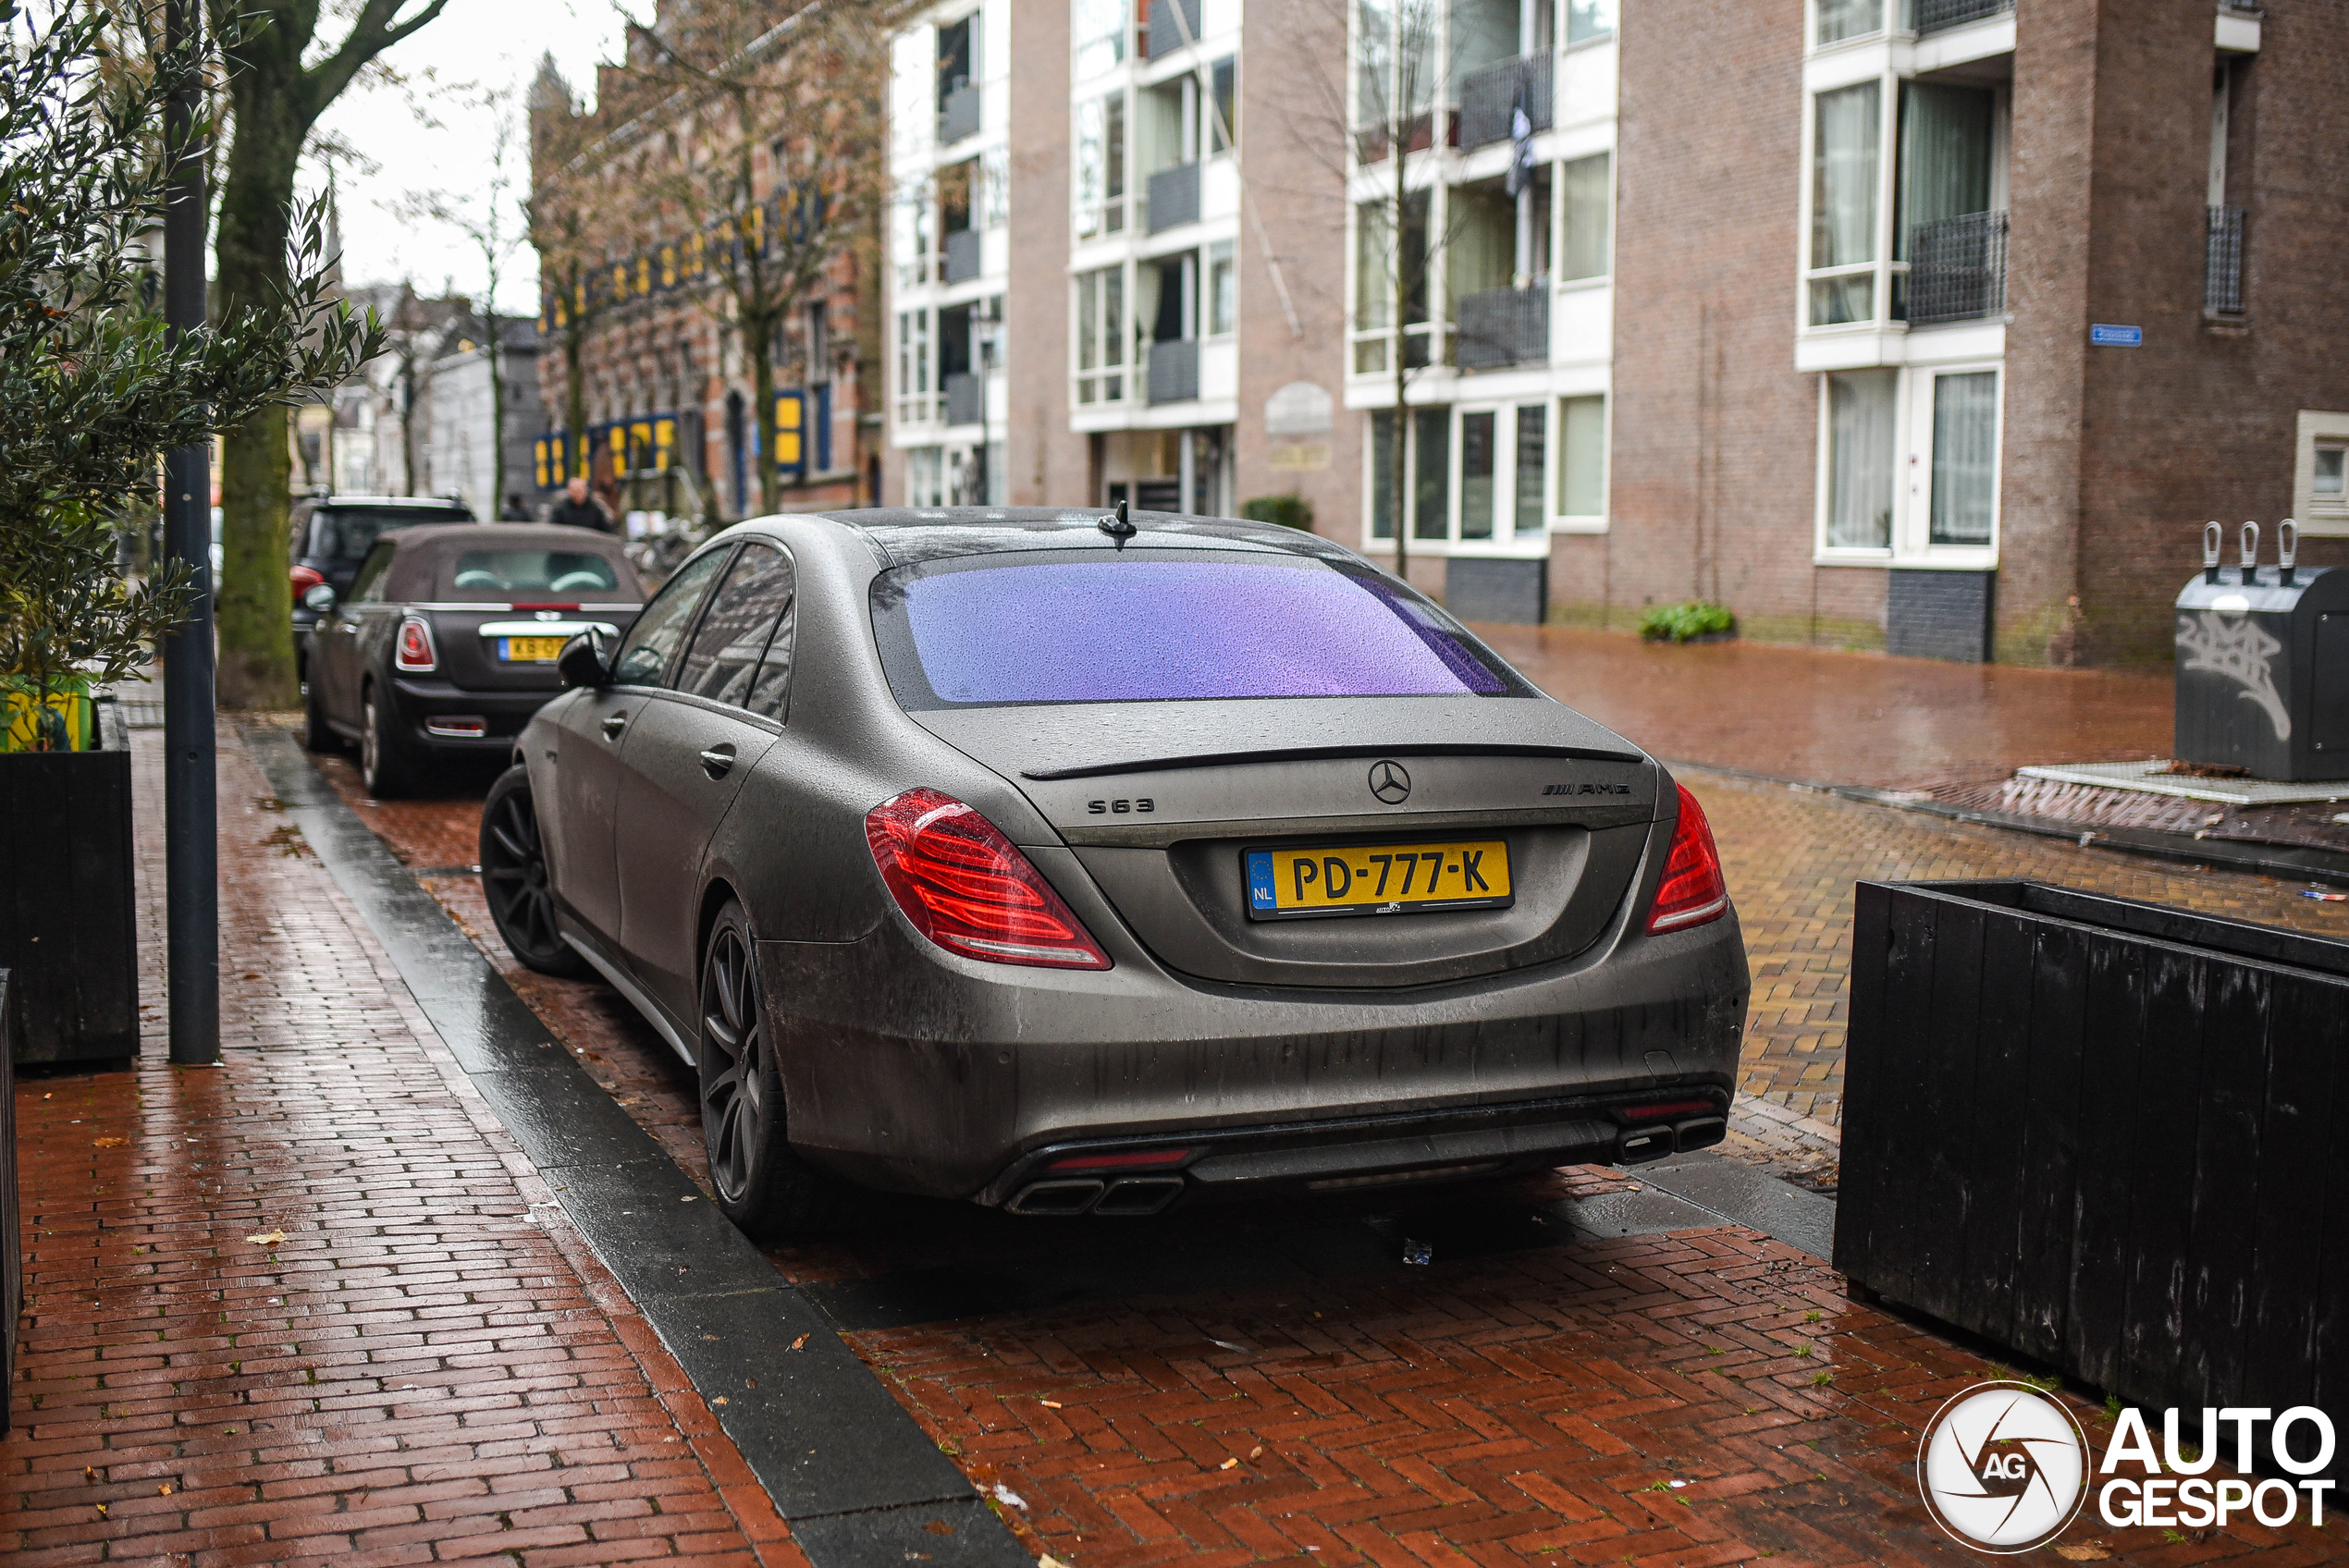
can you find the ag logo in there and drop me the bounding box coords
[1918,1381,2090,1553]
[1367,760,1411,804]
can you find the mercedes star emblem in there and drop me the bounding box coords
[1368,760,1411,804]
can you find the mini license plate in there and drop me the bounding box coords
[498,636,568,663]
[1245,840,1512,920]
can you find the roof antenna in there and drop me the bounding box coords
[1098,496,1135,546]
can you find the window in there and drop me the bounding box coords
[676,545,795,713]
[1565,0,1617,44]
[1074,0,1126,79]
[1459,410,1496,540]
[1810,81,1881,325]
[1560,153,1611,282]
[1076,92,1126,238]
[895,309,932,424]
[1074,265,1125,405]
[907,447,946,507]
[348,541,397,604]
[1367,408,1448,540]
[892,186,933,288]
[1514,405,1546,535]
[1208,240,1236,336]
[1815,0,1882,46]
[979,145,1010,229]
[2315,444,2347,504]
[1929,371,1998,545]
[1559,395,1605,519]
[612,546,732,687]
[449,550,625,597]
[1352,191,1430,374]
[1825,370,1896,549]
[871,556,1517,707]
[1210,56,1236,153]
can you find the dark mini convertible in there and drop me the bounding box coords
[480,508,1748,1237]
[302,523,644,795]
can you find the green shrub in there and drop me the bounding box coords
[1237,494,1313,531]
[1637,601,1738,643]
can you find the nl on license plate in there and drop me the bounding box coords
[1245,839,1513,920]
[498,635,568,663]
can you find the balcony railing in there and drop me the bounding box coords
[2206,205,2245,315]
[944,371,983,427]
[1147,338,1199,404]
[1453,288,1549,370]
[943,228,981,285]
[1146,0,1201,57]
[938,80,980,144]
[1906,210,2008,325]
[1915,0,2013,34]
[1146,161,1199,234]
[1456,55,1554,150]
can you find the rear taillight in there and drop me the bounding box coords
[290,564,325,596]
[865,789,1110,970]
[1645,782,1728,934]
[394,617,438,672]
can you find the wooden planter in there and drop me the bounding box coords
[1839,879,2346,1476]
[0,718,139,1066]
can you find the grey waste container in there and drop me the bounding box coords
[2174,522,2349,781]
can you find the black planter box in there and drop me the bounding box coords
[0,721,139,1065]
[0,969,19,1433]
[1839,879,2346,1476]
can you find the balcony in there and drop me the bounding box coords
[943,228,981,284]
[938,80,980,145]
[1146,161,1199,234]
[1905,210,2007,325]
[1453,288,1550,370]
[1915,0,2013,34]
[2206,205,2245,314]
[944,371,984,427]
[1147,338,1199,404]
[1146,0,1201,57]
[1456,55,1554,150]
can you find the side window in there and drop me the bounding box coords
[612,547,732,687]
[745,590,795,722]
[676,545,795,710]
[347,541,397,604]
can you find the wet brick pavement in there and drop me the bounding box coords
[0,726,807,1567]
[293,730,2345,1566]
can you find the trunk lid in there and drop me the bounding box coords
[910,696,1660,988]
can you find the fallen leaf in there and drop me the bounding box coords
[94,1503,107,1518]
[1220,1458,1240,1470]
[92,1136,129,1148]
[158,1483,174,1496]
[246,1230,287,1246]
[82,1466,96,1483]
[2053,1547,2112,1562]
[712,1396,729,1406]
[1039,1557,1072,1568]
[923,1520,954,1537]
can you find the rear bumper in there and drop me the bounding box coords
[758,900,1749,1204]
[387,677,561,749]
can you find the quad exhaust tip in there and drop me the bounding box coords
[1007,1174,1187,1217]
[1617,1113,1728,1165]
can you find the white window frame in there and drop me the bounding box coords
[1070,263,1130,408]
[2295,410,2349,535]
[1553,391,1609,534]
[1813,369,1900,562]
[1902,360,2000,566]
[1798,69,1902,337]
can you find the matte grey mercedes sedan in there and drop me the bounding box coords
[481,508,1747,1237]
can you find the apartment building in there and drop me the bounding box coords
[1598,0,2349,663]
[883,0,1360,532]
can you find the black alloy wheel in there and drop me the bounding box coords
[479,765,588,977]
[697,899,850,1237]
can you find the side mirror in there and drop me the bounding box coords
[302,582,338,613]
[558,626,613,690]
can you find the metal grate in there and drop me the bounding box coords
[1456,55,1554,150]
[1146,161,1199,234]
[1905,210,2008,325]
[1147,0,1201,56]
[1914,0,2012,35]
[943,228,981,285]
[938,80,980,145]
[1453,288,1549,370]
[1146,338,1199,404]
[2205,205,2245,315]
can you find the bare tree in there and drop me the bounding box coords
[619,0,889,514]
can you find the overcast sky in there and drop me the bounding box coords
[309,0,623,316]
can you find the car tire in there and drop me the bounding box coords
[479,765,591,978]
[359,684,414,799]
[698,899,853,1239]
[301,673,338,753]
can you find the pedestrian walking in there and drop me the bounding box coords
[499,493,531,521]
[548,473,613,533]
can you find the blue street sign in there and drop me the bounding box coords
[2090,323,2144,347]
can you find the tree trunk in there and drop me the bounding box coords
[565,307,587,484]
[751,318,778,515]
[1391,142,1411,589]
[211,90,306,710]
[486,317,506,514]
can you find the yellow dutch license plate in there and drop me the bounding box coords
[498,636,569,663]
[1245,839,1512,920]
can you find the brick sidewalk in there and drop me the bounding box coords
[0,726,806,1566]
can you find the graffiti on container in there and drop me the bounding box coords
[2176,609,2291,741]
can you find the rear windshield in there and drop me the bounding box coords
[307,507,468,564]
[447,549,628,599]
[870,553,1522,708]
